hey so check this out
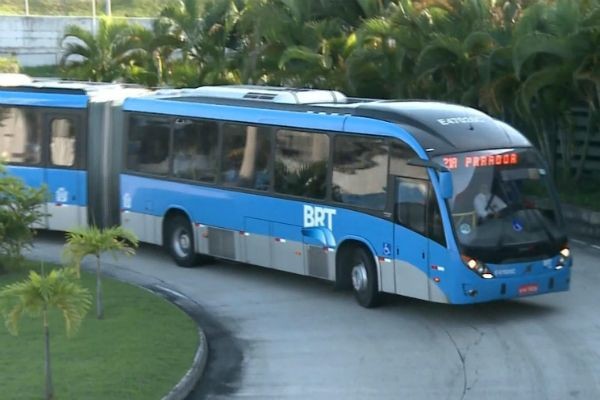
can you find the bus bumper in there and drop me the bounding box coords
[450,267,571,304]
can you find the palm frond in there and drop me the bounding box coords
[0,269,91,337]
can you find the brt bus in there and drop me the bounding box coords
[0,78,571,307]
[119,85,571,307]
[0,75,147,230]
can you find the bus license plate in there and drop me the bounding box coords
[519,284,539,296]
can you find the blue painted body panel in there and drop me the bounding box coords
[121,173,571,304]
[125,98,349,133]
[8,165,87,206]
[0,91,88,109]
[121,174,390,253]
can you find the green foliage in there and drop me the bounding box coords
[60,16,152,82]
[21,64,60,77]
[63,225,139,277]
[0,166,46,265]
[63,225,138,319]
[0,263,198,400]
[0,268,91,337]
[50,0,600,201]
[0,56,19,73]
[0,264,91,400]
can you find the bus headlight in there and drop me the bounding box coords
[461,255,494,279]
[556,246,571,269]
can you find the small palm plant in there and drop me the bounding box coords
[63,226,139,319]
[0,266,92,400]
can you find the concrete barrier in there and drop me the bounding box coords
[0,15,152,67]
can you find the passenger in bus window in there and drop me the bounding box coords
[223,151,242,184]
[140,129,169,175]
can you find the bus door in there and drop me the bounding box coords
[0,106,46,226]
[43,112,87,231]
[393,176,431,301]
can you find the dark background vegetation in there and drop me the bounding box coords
[3,0,600,208]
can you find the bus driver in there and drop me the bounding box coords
[474,183,507,219]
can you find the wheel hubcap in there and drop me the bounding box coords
[351,262,368,292]
[173,228,191,258]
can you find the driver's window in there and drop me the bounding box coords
[396,177,428,235]
[396,176,446,246]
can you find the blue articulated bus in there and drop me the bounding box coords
[119,85,572,307]
[0,75,147,230]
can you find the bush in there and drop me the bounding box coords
[0,166,46,269]
[0,57,19,73]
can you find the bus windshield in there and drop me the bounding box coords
[434,148,566,264]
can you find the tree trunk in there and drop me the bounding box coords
[96,255,103,319]
[43,308,54,400]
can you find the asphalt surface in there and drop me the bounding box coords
[30,232,600,400]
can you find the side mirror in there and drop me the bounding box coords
[439,171,453,199]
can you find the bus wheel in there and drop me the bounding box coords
[166,215,198,267]
[350,247,381,308]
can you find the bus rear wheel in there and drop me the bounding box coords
[165,215,199,267]
[349,247,381,308]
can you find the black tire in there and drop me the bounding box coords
[165,215,199,267]
[349,247,381,308]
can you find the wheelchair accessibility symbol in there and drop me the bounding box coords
[383,242,392,256]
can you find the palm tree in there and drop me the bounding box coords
[63,226,138,319]
[0,267,91,400]
[235,0,361,88]
[60,17,145,82]
[159,0,241,86]
[511,0,600,179]
[122,18,183,86]
[410,0,503,105]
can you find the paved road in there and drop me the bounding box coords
[30,232,600,400]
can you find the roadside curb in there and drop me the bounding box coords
[163,325,207,400]
[147,284,209,400]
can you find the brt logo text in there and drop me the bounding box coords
[303,205,336,231]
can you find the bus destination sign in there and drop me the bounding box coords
[442,153,519,170]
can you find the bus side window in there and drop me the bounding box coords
[127,115,170,176]
[395,177,446,246]
[274,129,329,199]
[0,106,42,165]
[395,177,428,235]
[390,141,428,179]
[332,135,388,210]
[50,118,76,167]
[221,123,271,190]
[173,120,218,183]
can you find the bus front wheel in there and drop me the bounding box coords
[165,215,198,267]
[349,247,381,308]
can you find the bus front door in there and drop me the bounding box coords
[393,177,431,301]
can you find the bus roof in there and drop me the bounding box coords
[124,85,531,156]
[0,77,148,109]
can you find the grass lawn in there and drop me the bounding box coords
[0,261,198,400]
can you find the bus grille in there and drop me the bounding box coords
[208,227,236,259]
